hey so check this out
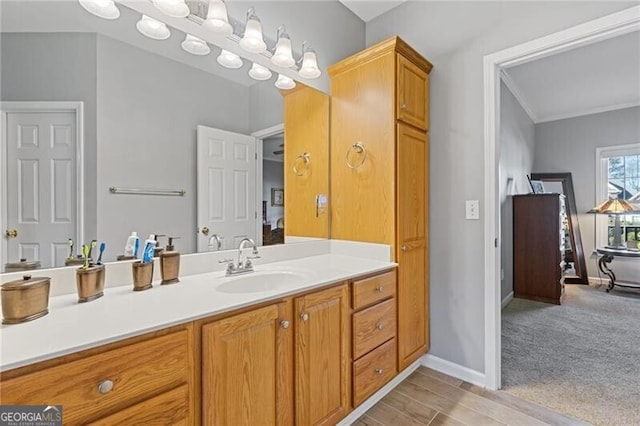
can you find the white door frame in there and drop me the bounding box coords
[483,6,640,390]
[0,101,85,267]
[252,123,284,246]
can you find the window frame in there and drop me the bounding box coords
[595,143,640,248]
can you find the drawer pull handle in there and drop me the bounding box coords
[98,379,114,394]
[280,320,290,329]
[376,323,384,331]
[375,368,384,375]
[375,286,384,293]
[300,313,309,322]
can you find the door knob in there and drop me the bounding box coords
[4,229,18,239]
[200,226,209,236]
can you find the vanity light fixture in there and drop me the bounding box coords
[239,7,267,54]
[298,42,321,79]
[204,0,233,35]
[271,25,295,68]
[152,0,189,19]
[181,34,211,55]
[248,63,272,81]
[217,49,243,69]
[78,0,120,20]
[137,15,171,40]
[275,74,296,90]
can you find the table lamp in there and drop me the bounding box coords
[588,195,639,249]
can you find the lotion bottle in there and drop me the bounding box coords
[142,234,156,263]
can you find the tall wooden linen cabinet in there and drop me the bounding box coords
[329,36,432,370]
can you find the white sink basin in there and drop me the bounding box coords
[215,270,307,294]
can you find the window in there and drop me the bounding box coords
[596,144,640,249]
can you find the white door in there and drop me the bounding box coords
[4,111,77,269]
[196,125,256,252]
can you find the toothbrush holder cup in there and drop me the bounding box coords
[75,265,105,303]
[132,261,154,291]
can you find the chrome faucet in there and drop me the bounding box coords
[223,237,260,276]
[208,234,222,251]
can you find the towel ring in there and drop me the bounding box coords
[345,142,367,169]
[292,153,311,176]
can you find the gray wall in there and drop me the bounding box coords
[96,35,250,259]
[366,1,635,372]
[499,82,536,301]
[262,160,284,227]
[1,32,98,241]
[533,106,640,281]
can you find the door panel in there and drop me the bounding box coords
[196,125,256,251]
[5,111,77,269]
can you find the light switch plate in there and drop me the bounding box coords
[465,200,480,220]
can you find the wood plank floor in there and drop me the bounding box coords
[355,367,589,426]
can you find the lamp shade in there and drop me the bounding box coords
[588,195,639,214]
[299,48,321,79]
[78,0,120,20]
[153,0,189,18]
[204,0,233,35]
[136,15,171,40]
[239,8,266,54]
[248,63,272,81]
[181,34,210,55]
[271,26,295,68]
[275,74,296,90]
[217,49,243,69]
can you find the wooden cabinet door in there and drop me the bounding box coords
[295,284,350,426]
[202,302,293,426]
[397,124,429,369]
[397,54,429,131]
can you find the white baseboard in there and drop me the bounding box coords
[501,291,514,309]
[337,358,421,426]
[421,354,486,388]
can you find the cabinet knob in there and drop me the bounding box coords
[374,368,384,375]
[401,245,408,251]
[400,103,407,110]
[280,320,290,329]
[376,323,384,331]
[300,313,309,322]
[375,285,384,293]
[97,379,114,394]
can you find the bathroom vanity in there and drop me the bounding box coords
[0,243,404,425]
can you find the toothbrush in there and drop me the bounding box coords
[96,242,106,265]
[87,239,97,261]
[82,244,89,269]
[67,239,74,260]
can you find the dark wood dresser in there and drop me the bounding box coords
[513,193,566,304]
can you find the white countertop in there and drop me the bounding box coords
[0,253,396,372]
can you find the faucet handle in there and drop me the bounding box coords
[218,258,233,264]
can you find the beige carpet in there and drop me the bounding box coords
[502,283,640,426]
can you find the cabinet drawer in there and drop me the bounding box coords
[353,298,396,359]
[87,384,190,426]
[353,339,397,407]
[0,329,190,424]
[352,270,396,310]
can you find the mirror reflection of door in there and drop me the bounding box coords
[2,103,81,270]
[196,125,256,252]
[262,133,285,246]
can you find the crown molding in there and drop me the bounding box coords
[499,69,539,123]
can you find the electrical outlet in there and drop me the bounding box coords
[465,200,480,220]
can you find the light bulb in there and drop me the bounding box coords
[181,34,210,56]
[78,0,120,20]
[204,0,233,35]
[136,15,171,40]
[299,48,321,79]
[153,0,189,18]
[239,8,266,54]
[275,74,296,90]
[248,63,272,81]
[217,50,243,69]
[271,26,295,68]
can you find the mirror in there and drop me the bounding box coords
[0,0,328,271]
[531,172,588,284]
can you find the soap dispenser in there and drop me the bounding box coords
[160,236,180,285]
[153,234,165,258]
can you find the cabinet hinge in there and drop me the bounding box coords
[494,238,499,248]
